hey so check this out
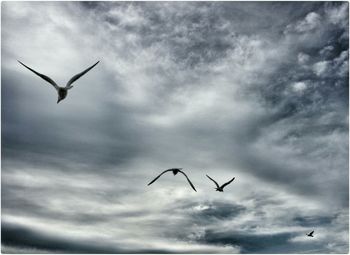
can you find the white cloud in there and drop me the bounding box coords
[297,52,310,65]
[292,81,307,93]
[325,2,349,27]
[295,12,321,33]
[313,61,329,76]
[319,45,334,57]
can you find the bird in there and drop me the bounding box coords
[18,60,99,103]
[306,230,314,237]
[206,175,235,192]
[147,168,197,192]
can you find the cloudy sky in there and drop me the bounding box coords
[1,1,349,253]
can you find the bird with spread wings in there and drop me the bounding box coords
[148,168,197,192]
[306,230,314,237]
[206,175,235,192]
[18,60,99,103]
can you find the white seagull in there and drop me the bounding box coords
[18,60,99,103]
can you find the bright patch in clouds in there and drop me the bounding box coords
[292,81,307,93]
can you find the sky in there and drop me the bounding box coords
[1,1,349,254]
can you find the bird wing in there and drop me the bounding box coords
[147,169,172,186]
[66,61,99,87]
[310,231,314,235]
[179,170,197,192]
[206,175,220,188]
[221,177,235,189]
[18,61,59,89]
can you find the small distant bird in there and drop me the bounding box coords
[148,168,197,192]
[18,60,99,103]
[306,230,314,237]
[206,175,235,192]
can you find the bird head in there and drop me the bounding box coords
[67,85,74,90]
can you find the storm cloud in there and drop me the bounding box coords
[1,1,348,253]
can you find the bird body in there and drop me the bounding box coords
[206,175,235,192]
[57,87,70,103]
[18,60,99,103]
[170,168,180,175]
[148,168,197,192]
[306,230,314,237]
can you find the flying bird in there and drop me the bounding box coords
[206,175,235,192]
[18,60,99,103]
[306,230,314,237]
[148,168,197,192]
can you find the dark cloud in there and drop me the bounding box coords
[292,215,336,228]
[195,228,340,254]
[2,222,122,253]
[191,201,246,221]
[199,229,294,253]
[1,222,173,254]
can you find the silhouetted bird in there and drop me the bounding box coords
[206,175,235,192]
[148,168,197,192]
[306,230,314,237]
[18,60,99,103]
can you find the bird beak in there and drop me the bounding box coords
[57,98,61,104]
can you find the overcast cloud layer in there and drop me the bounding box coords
[1,2,349,253]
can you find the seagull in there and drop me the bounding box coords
[306,230,314,237]
[18,60,99,103]
[206,175,235,192]
[148,168,197,192]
